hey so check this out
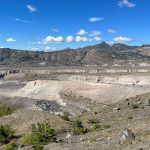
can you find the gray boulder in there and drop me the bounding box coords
[146,99,150,106]
[120,128,135,144]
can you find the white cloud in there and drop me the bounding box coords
[90,31,102,36]
[118,0,136,8]
[113,36,132,43]
[93,37,102,41]
[26,5,37,12]
[36,32,103,44]
[6,38,16,43]
[77,29,88,36]
[89,17,104,22]
[76,36,91,42]
[14,18,32,24]
[75,36,102,42]
[42,36,64,44]
[0,46,4,48]
[66,36,74,42]
[76,36,89,42]
[77,30,102,37]
[108,29,117,34]
[51,28,59,32]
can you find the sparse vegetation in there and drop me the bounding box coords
[60,112,70,121]
[22,122,57,150]
[88,118,101,131]
[22,134,33,145]
[88,118,100,124]
[102,124,111,129]
[3,141,18,150]
[91,123,101,131]
[0,125,15,144]
[132,104,139,109]
[89,137,97,142]
[128,116,133,120]
[72,119,88,135]
[0,103,17,118]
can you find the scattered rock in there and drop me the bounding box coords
[108,137,111,141]
[141,106,144,109]
[66,132,71,139]
[113,107,120,111]
[120,128,135,145]
[36,100,62,112]
[96,138,101,142]
[137,101,142,105]
[80,137,85,141]
[80,137,86,144]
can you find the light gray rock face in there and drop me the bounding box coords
[36,100,62,112]
[146,99,150,106]
[120,128,135,144]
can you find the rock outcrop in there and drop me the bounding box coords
[120,128,135,144]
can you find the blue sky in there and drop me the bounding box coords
[0,0,149,51]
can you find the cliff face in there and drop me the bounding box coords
[0,42,150,66]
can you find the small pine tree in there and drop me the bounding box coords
[22,122,57,150]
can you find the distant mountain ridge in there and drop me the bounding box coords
[0,42,150,66]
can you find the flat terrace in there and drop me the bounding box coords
[1,66,150,76]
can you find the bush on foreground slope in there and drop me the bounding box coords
[0,125,15,144]
[22,122,57,150]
